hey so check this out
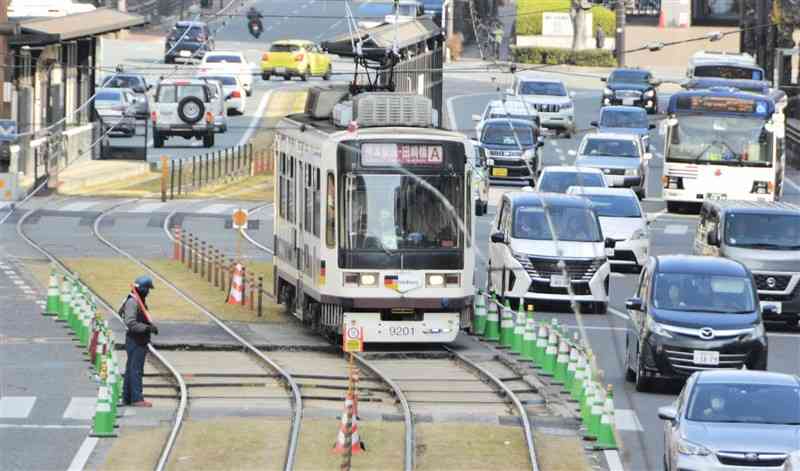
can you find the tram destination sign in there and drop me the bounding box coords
[361,143,444,167]
[676,95,768,115]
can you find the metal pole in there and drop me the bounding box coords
[257,276,263,317]
[170,160,175,200]
[200,241,206,278]
[192,156,196,188]
[615,0,625,67]
[178,159,183,196]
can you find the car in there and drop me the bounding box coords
[384,0,424,23]
[508,74,576,137]
[101,73,151,119]
[567,187,650,271]
[356,1,394,29]
[466,139,489,216]
[488,191,615,314]
[693,199,800,328]
[197,77,228,133]
[601,68,660,114]
[624,255,768,392]
[261,40,332,82]
[199,51,254,97]
[474,117,543,184]
[94,87,138,137]
[575,132,650,199]
[590,105,655,152]
[535,166,608,194]
[472,97,540,141]
[659,370,799,471]
[151,79,216,148]
[198,74,246,116]
[164,21,214,64]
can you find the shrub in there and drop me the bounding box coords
[511,46,617,67]
[516,0,615,37]
[446,33,464,61]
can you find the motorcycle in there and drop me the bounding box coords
[248,18,262,38]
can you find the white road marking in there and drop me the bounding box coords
[66,437,99,471]
[785,176,800,194]
[58,201,99,212]
[608,307,630,320]
[0,424,90,429]
[126,202,168,213]
[605,450,625,471]
[0,396,37,418]
[663,224,688,235]
[615,409,644,431]
[198,203,236,214]
[62,397,96,421]
[238,89,273,147]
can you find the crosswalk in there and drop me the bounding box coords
[42,200,266,215]
[0,396,96,422]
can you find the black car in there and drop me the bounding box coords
[164,21,214,64]
[477,118,544,185]
[601,68,660,114]
[101,74,151,118]
[624,255,768,392]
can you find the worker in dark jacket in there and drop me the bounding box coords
[122,276,159,407]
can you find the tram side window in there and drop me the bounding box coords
[304,164,313,233]
[288,157,295,223]
[279,152,287,220]
[465,170,472,248]
[326,172,335,248]
[314,168,321,237]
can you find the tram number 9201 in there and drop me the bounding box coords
[388,326,415,337]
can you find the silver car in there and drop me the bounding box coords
[94,87,137,137]
[508,74,576,137]
[575,132,651,199]
[659,370,800,471]
[152,79,216,148]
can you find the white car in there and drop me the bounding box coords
[198,74,246,116]
[197,78,228,133]
[567,186,650,271]
[384,0,423,23]
[536,166,608,193]
[199,51,254,96]
[508,73,576,137]
[471,97,540,141]
[575,132,651,199]
[488,191,614,314]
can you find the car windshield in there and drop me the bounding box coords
[581,138,639,157]
[481,124,534,146]
[95,90,122,102]
[270,43,301,52]
[609,70,650,83]
[157,85,207,103]
[652,272,755,312]
[519,81,566,96]
[341,174,463,250]
[724,213,800,250]
[667,115,771,165]
[600,110,648,129]
[687,383,800,424]
[103,76,142,89]
[205,55,241,63]
[585,195,641,217]
[202,75,237,85]
[170,25,203,40]
[539,172,606,193]
[513,206,602,242]
[694,65,763,81]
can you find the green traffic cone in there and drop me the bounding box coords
[553,337,570,384]
[511,299,525,354]
[68,280,79,332]
[570,356,586,402]
[106,355,120,420]
[484,293,500,341]
[521,307,536,362]
[499,299,513,348]
[587,385,605,441]
[565,344,578,392]
[542,327,558,376]
[58,277,71,323]
[595,385,618,449]
[91,369,117,437]
[580,380,595,426]
[43,269,60,316]
[94,327,106,372]
[78,295,89,349]
[473,290,487,336]
[534,321,548,367]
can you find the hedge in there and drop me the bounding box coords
[511,46,617,67]
[515,0,615,37]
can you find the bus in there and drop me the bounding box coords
[272,92,477,343]
[686,50,766,81]
[662,88,787,212]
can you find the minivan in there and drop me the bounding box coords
[694,199,800,328]
[488,191,615,314]
[474,118,543,185]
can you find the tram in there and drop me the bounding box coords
[272,91,477,343]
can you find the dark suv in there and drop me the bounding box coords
[624,255,768,392]
[164,21,214,64]
[601,68,660,114]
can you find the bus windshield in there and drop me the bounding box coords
[666,115,771,165]
[342,174,463,251]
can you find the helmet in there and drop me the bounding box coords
[134,275,155,297]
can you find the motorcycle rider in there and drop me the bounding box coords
[246,6,263,36]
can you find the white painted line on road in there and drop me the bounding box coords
[663,224,688,235]
[785,176,800,194]
[605,450,625,471]
[62,397,96,421]
[615,409,644,431]
[238,89,273,148]
[0,424,90,429]
[608,307,630,321]
[58,201,99,212]
[562,324,626,332]
[66,437,99,471]
[198,203,236,214]
[126,202,168,213]
[0,396,37,418]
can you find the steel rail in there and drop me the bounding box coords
[93,202,303,471]
[15,204,189,471]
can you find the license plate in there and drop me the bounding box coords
[492,167,508,177]
[693,350,720,366]
[179,50,191,57]
[623,98,635,105]
[550,275,569,288]
[706,193,727,200]
[761,301,782,313]
[276,67,286,74]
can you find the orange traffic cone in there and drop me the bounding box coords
[333,393,365,454]
[227,263,245,305]
[658,10,665,28]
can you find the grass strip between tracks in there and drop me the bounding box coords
[294,418,404,471]
[415,423,533,471]
[533,431,591,471]
[96,426,171,471]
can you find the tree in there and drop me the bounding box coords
[571,0,593,51]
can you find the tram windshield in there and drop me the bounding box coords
[342,173,464,251]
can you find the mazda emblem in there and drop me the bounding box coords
[745,453,759,462]
[699,327,715,339]
[766,277,776,289]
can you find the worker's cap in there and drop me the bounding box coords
[134,276,155,290]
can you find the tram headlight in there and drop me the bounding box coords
[427,274,445,287]
[359,273,379,287]
[426,273,461,288]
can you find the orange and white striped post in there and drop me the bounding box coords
[173,227,182,261]
[227,263,245,305]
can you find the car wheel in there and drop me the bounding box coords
[635,349,650,392]
[262,73,270,81]
[245,88,252,97]
[153,131,164,148]
[666,201,682,213]
[301,67,310,81]
[594,302,607,314]
[323,65,332,81]
[624,335,636,382]
[203,133,214,148]
[164,56,174,64]
[636,187,646,200]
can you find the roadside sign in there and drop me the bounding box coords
[343,322,364,352]
[232,208,249,229]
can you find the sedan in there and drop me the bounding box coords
[536,166,608,194]
[101,73,151,119]
[199,51,254,96]
[94,87,138,137]
[198,74,246,116]
[575,132,650,199]
[590,105,655,152]
[660,370,800,471]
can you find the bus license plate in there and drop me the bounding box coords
[388,326,415,337]
[179,50,191,57]
[706,193,727,200]
[492,167,508,177]
[276,67,286,74]
[693,350,719,366]
[550,275,569,288]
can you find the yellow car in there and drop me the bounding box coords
[261,40,332,81]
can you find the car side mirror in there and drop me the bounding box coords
[132,86,145,93]
[490,231,507,244]
[569,91,576,98]
[626,297,643,311]
[147,84,153,90]
[658,406,677,421]
[506,88,514,95]
[605,237,616,248]
[600,77,607,82]
[536,136,545,148]
[590,120,598,127]
[472,114,481,122]
[706,230,720,247]
[643,152,652,161]
[648,123,656,130]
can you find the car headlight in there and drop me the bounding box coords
[625,168,639,176]
[603,87,612,96]
[644,89,655,97]
[522,149,536,160]
[646,317,673,338]
[561,102,573,110]
[742,323,765,341]
[630,228,648,240]
[677,438,711,456]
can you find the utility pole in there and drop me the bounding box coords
[615,0,626,66]
[0,0,10,119]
